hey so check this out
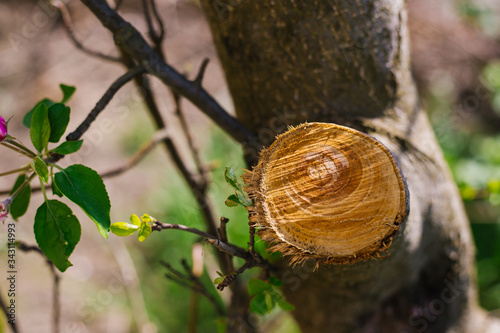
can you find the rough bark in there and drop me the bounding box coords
[200,0,500,332]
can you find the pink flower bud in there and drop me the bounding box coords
[0,116,7,142]
[0,198,12,222]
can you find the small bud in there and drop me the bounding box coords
[0,116,7,142]
[0,198,13,222]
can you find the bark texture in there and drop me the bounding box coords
[200,0,500,332]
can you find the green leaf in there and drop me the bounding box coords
[268,276,283,287]
[47,103,71,143]
[23,99,55,128]
[54,164,111,238]
[224,167,241,191]
[50,140,83,155]
[32,157,49,183]
[250,293,273,315]
[248,278,272,296]
[51,178,63,197]
[51,169,63,197]
[216,317,227,333]
[141,214,155,223]
[275,295,295,311]
[225,193,252,208]
[34,200,81,272]
[225,194,240,207]
[30,103,51,153]
[60,84,76,104]
[10,174,31,220]
[130,214,142,227]
[138,222,152,242]
[110,222,139,237]
[236,192,252,207]
[214,277,225,284]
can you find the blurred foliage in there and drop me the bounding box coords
[428,59,500,310]
[459,0,499,38]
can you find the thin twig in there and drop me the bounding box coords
[114,0,125,10]
[217,261,255,291]
[0,165,31,178]
[160,260,225,316]
[66,66,146,141]
[142,0,165,59]
[152,221,249,260]
[192,58,210,87]
[2,139,37,158]
[100,128,169,178]
[173,91,206,180]
[51,0,121,62]
[218,217,229,243]
[17,242,60,333]
[80,0,259,149]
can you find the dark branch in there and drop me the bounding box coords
[193,58,210,87]
[66,65,146,141]
[161,260,225,316]
[52,0,121,62]
[142,0,165,58]
[80,0,259,149]
[218,217,229,244]
[217,261,255,291]
[152,221,249,260]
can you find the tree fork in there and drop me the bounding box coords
[200,0,500,332]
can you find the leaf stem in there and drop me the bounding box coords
[1,139,37,158]
[0,165,31,177]
[10,173,37,200]
[40,176,48,202]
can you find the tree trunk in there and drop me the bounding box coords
[199,0,500,332]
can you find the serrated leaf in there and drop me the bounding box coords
[47,103,71,143]
[110,222,139,236]
[30,103,51,153]
[248,278,272,296]
[54,164,111,238]
[214,277,225,284]
[34,200,81,272]
[224,167,241,191]
[60,84,76,104]
[138,222,152,242]
[10,174,31,220]
[32,157,49,183]
[250,293,273,315]
[130,214,142,227]
[50,140,83,155]
[225,194,240,207]
[23,99,55,128]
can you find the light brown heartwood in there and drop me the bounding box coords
[244,122,409,265]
